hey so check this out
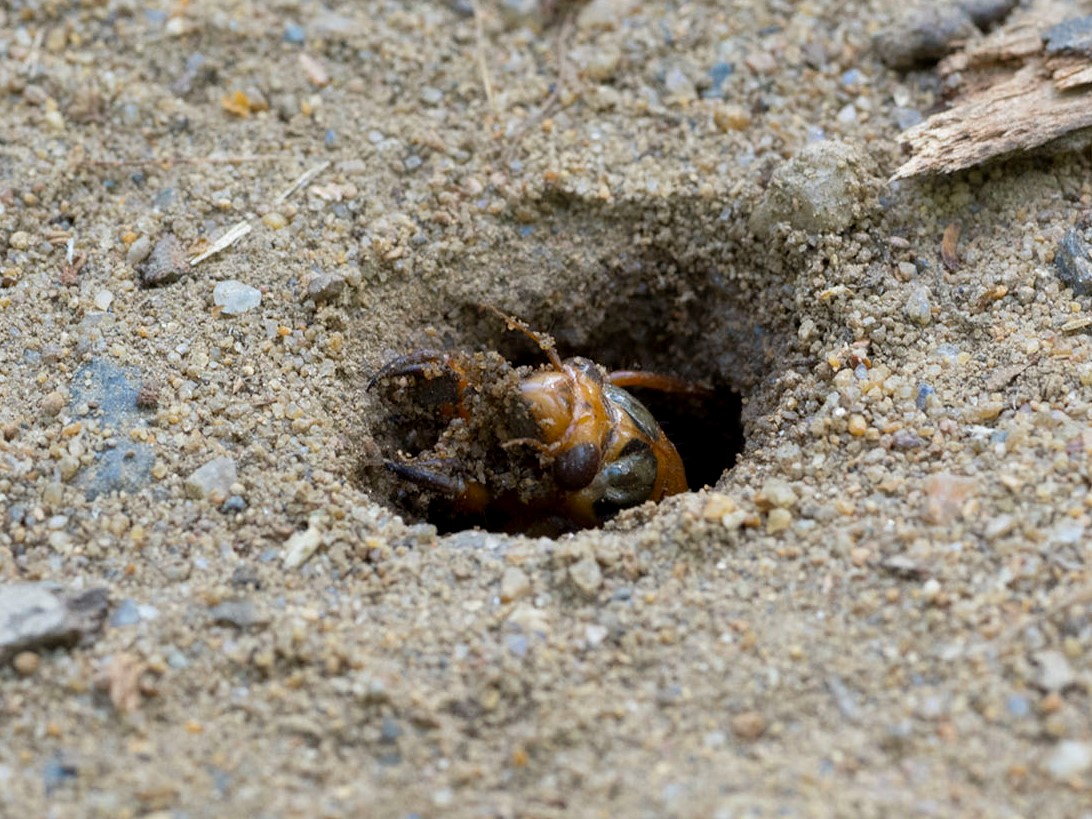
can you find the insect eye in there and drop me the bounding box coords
[554,442,601,490]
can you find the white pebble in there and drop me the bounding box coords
[214,280,262,315]
[1045,741,1092,781]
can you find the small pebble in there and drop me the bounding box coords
[873,5,977,69]
[138,234,188,288]
[750,141,880,236]
[1054,229,1092,297]
[922,472,976,524]
[9,231,31,250]
[585,624,608,647]
[500,567,532,603]
[1045,741,1092,781]
[41,391,67,417]
[184,456,238,500]
[714,104,751,132]
[209,599,268,629]
[12,651,40,676]
[569,557,602,598]
[577,0,639,31]
[298,53,330,88]
[109,598,142,627]
[498,0,543,29]
[1044,15,1092,56]
[262,212,288,230]
[126,235,152,266]
[766,508,793,534]
[283,23,306,45]
[1034,650,1075,692]
[220,495,247,513]
[419,87,443,105]
[283,522,322,569]
[213,280,262,316]
[904,284,932,326]
[730,711,767,741]
[1006,694,1030,718]
[305,272,346,304]
[663,66,695,101]
[584,47,621,82]
[755,479,797,510]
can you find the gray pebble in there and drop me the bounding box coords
[209,599,268,629]
[380,716,403,743]
[904,284,933,326]
[185,455,238,500]
[230,565,260,588]
[126,235,153,266]
[873,5,977,69]
[959,0,1018,29]
[569,556,602,597]
[1044,16,1092,57]
[305,272,346,304]
[213,280,262,315]
[110,598,142,627]
[138,234,188,288]
[750,141,881,236]
[0,584,109,659]
[505,633,529,657]
[153,187,176,210]
[1055,229,1092,296]
[220,495,248,513]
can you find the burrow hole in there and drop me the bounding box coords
[359,252,790,536]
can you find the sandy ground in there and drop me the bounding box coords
[2,0,1092,816]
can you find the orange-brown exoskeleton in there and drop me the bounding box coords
[368,309,706,534]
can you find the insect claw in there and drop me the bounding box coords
[384,459,468,496]
[385,459,491,514]
[368,351,450,390]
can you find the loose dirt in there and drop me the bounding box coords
[1,0,1090,816]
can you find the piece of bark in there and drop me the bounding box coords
[895,60,1092,178]
[895,12,1092,178]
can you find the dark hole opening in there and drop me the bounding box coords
[361,312,748,537]
[623,384,744,492]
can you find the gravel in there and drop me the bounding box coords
[2,0,1091,815]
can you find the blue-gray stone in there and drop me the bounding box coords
[915,383,935,411]
[70,360,155,499]
[703,62,734,98]
[43,754,78,795]
[1055,229,1092,296]
[110,599,141,627]
[1045,16,1092,57]
[380,716,402,743]
[283,23,306,44]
